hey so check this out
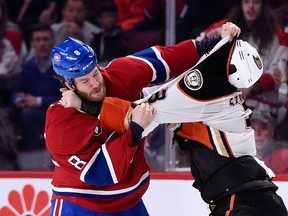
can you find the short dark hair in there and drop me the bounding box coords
[61,0,87,10]
[30,23,54,38]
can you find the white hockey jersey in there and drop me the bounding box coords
[100,36,274,178]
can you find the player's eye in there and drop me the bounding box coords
[93,71,99,78]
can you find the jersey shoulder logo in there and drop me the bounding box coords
[93,125,102,136]
[183,69,203,91]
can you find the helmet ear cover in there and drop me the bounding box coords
[229,64,237,75]
[228,40,263,88]
[51,37,98,85]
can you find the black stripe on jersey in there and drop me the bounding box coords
[219,131,234,158]
[206,125,217,152]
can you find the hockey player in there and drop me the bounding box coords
[46,22,241,215]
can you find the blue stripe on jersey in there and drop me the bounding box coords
[132,47,168,84]
[50,199,149,216]
[83,150,114,186]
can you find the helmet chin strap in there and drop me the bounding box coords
[66,82,83,100]
[68,83,90,103]
[66,81,76,90]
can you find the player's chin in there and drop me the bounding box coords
[90,92,105,102]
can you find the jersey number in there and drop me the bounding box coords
[229,94,242,106]
[68,155,87,170]
[148,89,167,103]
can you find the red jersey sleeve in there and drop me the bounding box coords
[154,39,200,78]
[103,39,200,100]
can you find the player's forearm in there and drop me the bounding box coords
[195,36,221,56]
[130,121,144,146]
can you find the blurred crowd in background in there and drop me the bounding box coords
[0,0,287,174]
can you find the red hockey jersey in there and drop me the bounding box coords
[45,39,200,212]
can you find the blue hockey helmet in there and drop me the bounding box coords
[51,37,97,85]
